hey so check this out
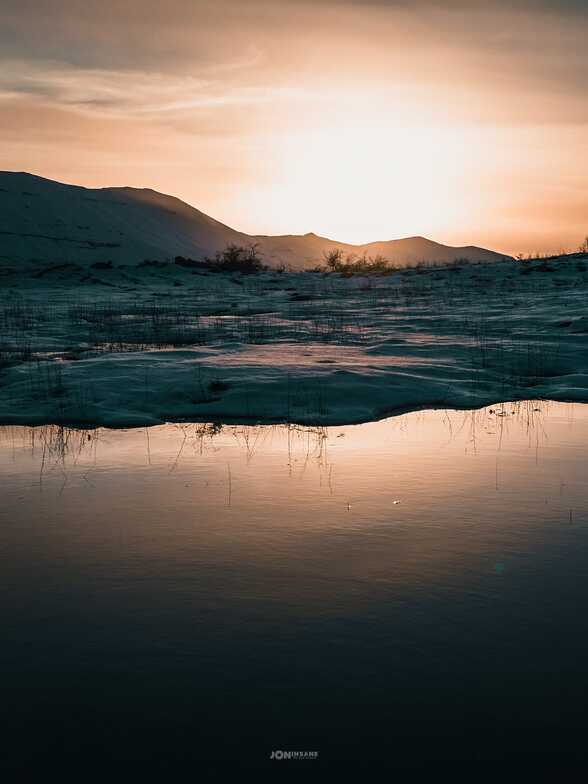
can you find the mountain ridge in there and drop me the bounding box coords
[0,171,512,268]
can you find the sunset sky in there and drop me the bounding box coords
[1,0,586,255]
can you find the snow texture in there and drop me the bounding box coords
[1,249,587,427]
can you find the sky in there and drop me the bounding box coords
[0,0,586,255]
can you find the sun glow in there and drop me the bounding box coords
[249,119,481,244]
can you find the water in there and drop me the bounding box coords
[1,401,588,773]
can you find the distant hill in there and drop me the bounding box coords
[256,232,511,268]
[0,172,512,269]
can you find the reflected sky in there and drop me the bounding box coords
[1,400,588,770]
[1,400,585,607]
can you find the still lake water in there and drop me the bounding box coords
[1,401,588,773]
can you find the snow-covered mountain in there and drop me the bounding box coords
[0,172,512,269]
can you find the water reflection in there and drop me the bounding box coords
[0,398,574,477]
[1,399,585,596]
[1,400,587,771]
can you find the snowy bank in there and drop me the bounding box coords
[1,257,587,426]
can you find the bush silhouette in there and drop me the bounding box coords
[206,244,266,274]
